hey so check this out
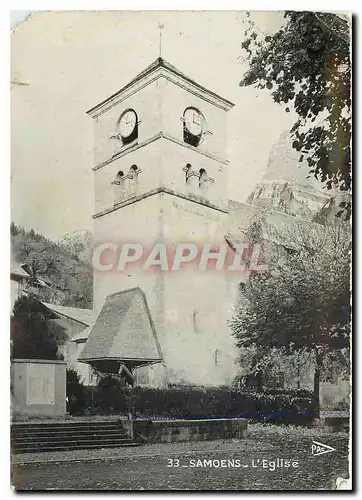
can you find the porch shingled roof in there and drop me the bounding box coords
[78,287,163,364]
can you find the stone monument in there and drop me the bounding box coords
[11,359,66,417]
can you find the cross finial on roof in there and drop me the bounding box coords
[158,22,164,58]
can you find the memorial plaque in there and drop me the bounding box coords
[26,363,55,405]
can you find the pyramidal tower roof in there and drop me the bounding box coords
[87,57,234,116]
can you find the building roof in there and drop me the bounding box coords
[87,57,234,115]
[226,204,327,252]
[78,287,163,364]
[10,260,30,279]
[71,325,92,343]
[41,302,94,326]
[18,263,66,291]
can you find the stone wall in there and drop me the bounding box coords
[131,418,247,444]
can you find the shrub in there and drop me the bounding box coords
[88,382,317,425]
[126,386,233,419]
[244,388,317,425]
[11,296,61,360]
[125,386,316,424]
[66,369,90,415]
[92,375,128,414]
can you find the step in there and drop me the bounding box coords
[11,432,129,443]
[12,422,124,431]
[12,428,128,437]
[12,425,127,435]
[12,419,123,425]
[13,442,142,454]
[11,420,139,454]
[12,437,133,449]
[12,433,129,444]
[12,434,129,442]
[11,432,128,442]
[11,439,132,451]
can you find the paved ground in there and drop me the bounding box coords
[11,425,350,491]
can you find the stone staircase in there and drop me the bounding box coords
[11,420,141,454]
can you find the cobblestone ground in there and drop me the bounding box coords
[11,425,350,491]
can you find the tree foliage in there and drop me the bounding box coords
[231,217,351,408]
[11,295,61,360]
[58,230,93,264]
[240,11,351,195]
[11,223,93,308]
[232,219,350,351]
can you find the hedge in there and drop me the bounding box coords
[69,381,317,425]
[124,386,317,424]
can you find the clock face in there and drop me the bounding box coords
[119,110,137,138]
[184,108,204,136]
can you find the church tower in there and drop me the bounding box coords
[86,57,238,386]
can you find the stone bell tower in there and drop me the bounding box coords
[86,57,238,386]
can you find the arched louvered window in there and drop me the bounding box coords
[199,168,208,190]
[129,165,139,195]
[112,171,125,203]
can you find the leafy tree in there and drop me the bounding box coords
[58,230,93,264]
[240,11,351,202]
[10,222,20,236]
[11,295,61,360]
[233,345,315,391]
[61,261,93,308]
[231,217,350,413]
[67,368,82,386]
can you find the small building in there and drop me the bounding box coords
[40,302,96,385]
[10,260,95,384]
[10,260,66,312]
[10,261,31,312]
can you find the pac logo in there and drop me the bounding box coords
[311,440,336,457]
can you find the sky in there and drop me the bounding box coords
[10,10,35,28]
[10,10,296,241]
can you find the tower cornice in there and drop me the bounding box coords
[93,132,229,172]
[93,186,229,219]
[87,57,234,118]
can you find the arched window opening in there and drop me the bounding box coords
[185,163,192,184]
[199,169,208,190]
[128,165,139,195]
[112,171,125,204]
[117,109,138,146]
[116,171,124,183]
[130,165,139,181]
[183,107,204,147]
